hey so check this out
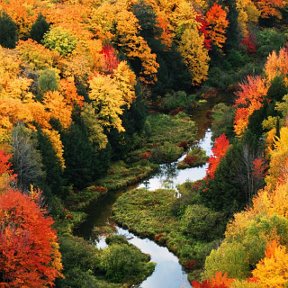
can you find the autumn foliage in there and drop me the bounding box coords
[252,241,288,287]
[192,272,234,288]
[0,150,15,191]
[234,76,268,136]
[205,4,229,49]
[207,134,230,178]
[0,189,63,287]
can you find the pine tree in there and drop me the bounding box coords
[30,13,50,43]
[0,11,18,48]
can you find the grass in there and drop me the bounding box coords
[96,160,158,191]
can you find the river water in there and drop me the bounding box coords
[76,104,215,288]
[138,129,212,191]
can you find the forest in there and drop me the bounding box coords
[0,0,288,287]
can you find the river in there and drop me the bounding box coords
[76,103,215,288]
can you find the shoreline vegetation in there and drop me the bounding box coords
[112,184,225,282]
[57,111,209,287]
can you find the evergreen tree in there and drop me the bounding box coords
[202,135,261,215]
[131,1,191,95]
[37,129,63,196]
[221,0,241,51]
[63,112,111,189]
[30,13,50,43]
[62,123,94,189]
[0,11,18,48]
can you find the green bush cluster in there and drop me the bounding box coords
[180,204,224,241]
[100,243,154,283]
[158,90,198,113]
[56,235,154,287]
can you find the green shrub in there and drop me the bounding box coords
[180,205,224,241]
[38,68,60,95]
[56,236,101,287]
[211,103,235,139]
[177,147,207,169]
[203,242,250,279]
[57,268,100,288]
[100,244,154,282]
[105,235,128,245]
[159,90,197,113]
[59,236,100,272]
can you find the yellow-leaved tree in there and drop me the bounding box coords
[252,241,288,287]
[89,74,126,133]
[178,28,210,86]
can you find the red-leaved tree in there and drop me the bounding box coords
[0,189,63,287]
[207,134,230,178]
[101,44,120,73]
[0,150,16,191]
[196,14,212,50]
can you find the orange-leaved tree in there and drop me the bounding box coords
[252,240,288,287]
[0,189,63,287]
[234,76,268,136]
[265,47,288,85]
[254,0,286,18]
[206,3,229,49]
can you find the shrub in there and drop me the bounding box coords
[151,142,183,163]
[211,103,235,139]
[38,69,60,96]
[158,90,197,113]
[100,244,152,282]
[180,204,224,241]
[203,242,250,279]
[177,147,207,169]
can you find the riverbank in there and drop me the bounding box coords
[112,186,225,282]
[55,111,207,287]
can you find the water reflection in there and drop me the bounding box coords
[118,227,191,288]
[138,129,212,191]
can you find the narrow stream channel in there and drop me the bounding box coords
[77,129,212,288]
[76,103,216,288]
